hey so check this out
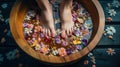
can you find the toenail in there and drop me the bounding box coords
[51,33,55,37]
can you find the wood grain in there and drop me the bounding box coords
[10,0,105,64]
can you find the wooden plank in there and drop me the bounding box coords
[98,25,120,46]
[99,0,120,22]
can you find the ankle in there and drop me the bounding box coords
[61,0,72,8]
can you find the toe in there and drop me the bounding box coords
[50,28,56,37]
[45,29,48,37]
[66,30,70,36]
[61,30,66,38]
[71,27,74,33]
[48,29,51,36]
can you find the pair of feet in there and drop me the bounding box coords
[36,0,74,38]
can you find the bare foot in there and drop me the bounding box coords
[36,0,55,37]
[60,0,74,38]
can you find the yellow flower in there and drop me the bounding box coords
[77,17,84,24]
[73,40,81,45]
[31,40,37,47]
[52,46,57,50]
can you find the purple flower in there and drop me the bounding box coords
[75,45,82,50]
[40,33,44,38]
[73,17,77,22]
[32,33,37,38]
[62,41,68,46]
[23,22,28,27]
[72,13,77,18]
[73,2,80,10]
[82,39,88,45]
[55,36,61,44]
[66,49,72,55]
[74,30,81,36]
[55,40,61,44]
[55,39,61,44]
[27,39,34,45]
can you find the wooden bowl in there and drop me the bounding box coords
[10,0,105,65]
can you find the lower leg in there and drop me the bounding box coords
[36,0,55,37]
[60,0,74,38]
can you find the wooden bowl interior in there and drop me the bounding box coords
[10,0,104,64]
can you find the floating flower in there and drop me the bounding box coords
[32,38,36,41]
[32,33,37,38]
[41,45,50,55]
[58,47,67,56]
[27,10,36,17]
[61,40,68,46]
[77,17,84,24]
[35,44,41,50]
[23,23,29,27]
[105,26,116,35]
[37,37,41,42]
[81,29,89,35]
[74,29,81,36]
[112,0,120,8]
[24,15,31,20]
[23,1,93,56]
[0,54,4,62]
[1,3,8,9]
[82,39,88,45]
[44,37,51,43]
[56,29,61,35]
[27,24,34,29]
[31,40,37,47]
[52,50,59,56]
[27,38,33,45]
[40,33,45,38]
[75,45,82,50]
[55,37,61,44]
[72,11,77,22]
[34,26,42,32]
[108,9,117,16]
[40,42,45,47]
[72,11,77,18]
[24,28,32,34]
[84,19,93,30]
[106,48,116,55]
[55,39,61,44]
[72,49,78,53]
[73,39,81,45]
[66,49,72,55]
[24,24,34,34]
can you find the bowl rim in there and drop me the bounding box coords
[10,0,105,64]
